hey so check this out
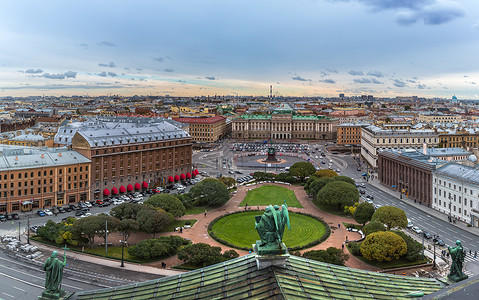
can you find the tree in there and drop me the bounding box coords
[371,206,407,230]
[392,231,424,262]
[128,236,190,259]
[302,247,349,266]
[189,178,230,207]
[118,218,140,243]
[289,162,316,180]
[354,202,375,226]
[137,207,173,236]
[71,216,105,248]
[218,176,236,188]
[177,243,239,267]
[315,181,359,211]
[404,105,411,111]
[37,220,64,243]
[144,194,186,218]
[363,220,386,236]
[93,214,120,246]
[313,169,338,178]
[110,203,144,220]
[333,176,355,186]
[309,177,334,197]
[360,231,407,262]
[177,193,194,208]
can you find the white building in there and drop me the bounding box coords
[361,125,439,168]
[432,160,479,227]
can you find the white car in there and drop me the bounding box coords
[79,213,92,219]
[365,199,374,204]
[43,209,53,216]
[412,226,422,234]
[84,202,92,208]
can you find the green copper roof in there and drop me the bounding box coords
[240,114,272,119]
[68,254,446,300]
[292,115,328,120]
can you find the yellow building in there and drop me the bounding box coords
[173,116,227,143]
[337,123,370,145]
[438,130,479,149]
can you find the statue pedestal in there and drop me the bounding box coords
[447,273,468,283]
[254,241,289,270]
[253,241,288,256]
[39,289,69,300]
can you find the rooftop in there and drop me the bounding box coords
[435,163,479,186]
[68,254,446,300]
[172,116,225,124]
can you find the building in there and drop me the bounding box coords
[336,123,370,146]
[432,161,479,226]
[1,132,48,147]
[0,146,91,213]
[172,116,227,143]
[438,129,479,149]
[378,149,446,207]
[14,108,56,118]
[418,113,462,123]
[232,104,338,141]
[361,125,439,168]
[54,117,193,200]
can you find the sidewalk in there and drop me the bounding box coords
[366,177,479,237]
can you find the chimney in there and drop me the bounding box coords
[423,143,427,155]
[41,154,44,159]
[15,156,18,161]
[59,152,62,157]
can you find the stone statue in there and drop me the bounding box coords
[448,240,468,282]
[254,201,291,255]
[40,250,67,299]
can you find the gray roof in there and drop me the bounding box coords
[426,147,471,157]
[435,163,479,186]
[0,147,90,171]
[55,117,189,146]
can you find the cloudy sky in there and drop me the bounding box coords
[1,0,479,98]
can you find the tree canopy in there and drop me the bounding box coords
[289,162,316,180]
[177,243,239,267]
[189,178,230,207]
[218,176,236,188]
[309,177,334,197]
[363,220,386,236]
[136,207,173,236]
[371,206,408,230]
[302,247,349,266]
[360,231,407,262]
[128,236,190,259]
[392,231,424,262]
[144,194,186,217]
[353,202,375,226]
[313,169,338,178]
[315,181,359,211]
[333,176,355,186]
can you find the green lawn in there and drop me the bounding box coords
[185,207,210,215]
[210,211,325,249]
[239,185,303,208]
[160,219,197,233]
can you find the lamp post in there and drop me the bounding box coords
[27,216,30,244]
[448,195,452,222]
[400,180,403,199]
[432,234,437,270]
[120,234,126,268]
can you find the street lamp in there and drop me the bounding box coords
[27,216,30,244]
[432,234,437,270]
[448,196,452,222]
[399,180,403,199]
[120,235,126,268]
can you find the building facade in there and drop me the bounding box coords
[361,125,439,168]
[172,116,227,143]
[0,147,90,213]
[418,114,462,123]
[438,130,479,149]
[432,163,479,226]
[55,117,193,200]
[336,123,370,146]
[232,104,338,141]
[378,149,443,207]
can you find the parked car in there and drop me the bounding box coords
[84,202,92,208]
[366,195,374,200]
[360,190,366,194]
[79,213,92,219]
[65,207,72,212]
[435,239,446,246]
[6,214,13,220]
[357,167,361,171]
[37,210,46,217]
[0,214,6,222]
[43,209,53,216]
[407,220,413,229]
[75,210,85,217]
[69,204,79,210]
[57,207,66,213]
[365,198,373,204]
[412,226,422,234]
[11,213,19,220]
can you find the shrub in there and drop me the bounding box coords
[363,220,386,236]
[177,243,239,267]
[302,247,349,266]
[144,194,186,217]
[348,242,362,256]
[392,231,424,262]
[360,231,407,262]
[128,236,190,259]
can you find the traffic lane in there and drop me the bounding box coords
[0,269,41,299]
[365,185,479,250]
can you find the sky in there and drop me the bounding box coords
[1,0,479,98]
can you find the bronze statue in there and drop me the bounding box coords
[40,250,67,299]
[448,240,468,282]
[254,201,290,254]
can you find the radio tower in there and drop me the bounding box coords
[270,85,273,99]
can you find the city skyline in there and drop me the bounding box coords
[1,0,479,98]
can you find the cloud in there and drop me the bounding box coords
[107,72,117,77]
[98,71,107,77]
[407,79,416,83]
[393,79,406,87]
[25,68,43,74]
[466,81,477,85]
[326,69,338,73]
[98,61,116,68]
[205,76,216,80]
[371,78,383,84]
[164,68,174,72]
[153,57,164,63]
[367,70,384,77]
[63,71,77,78]
[319,79,336,84]
[353,78,371,83]
[396,1,465,26]
[291,76,310,81]
[40,71,76,79]
[417,84,427,89]
[178,80,186,83]
[348,70,364,76]
[97,41,117,47]
[77,43,88,49]
[98,71,116,77]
